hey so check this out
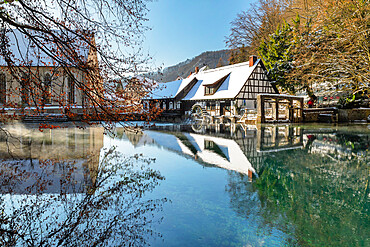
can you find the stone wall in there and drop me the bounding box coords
[338,108,370,122]
[304,108,370,122]
[303,108,338,123]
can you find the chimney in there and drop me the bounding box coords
[248,169,253,182]
[195,66,199,74]
[249,55,257,67]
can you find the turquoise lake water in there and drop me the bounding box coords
[0,123,369,246]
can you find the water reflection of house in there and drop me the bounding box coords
[256,126,304,152]
[138,130,256,176]
[187,123,304,171]
[0,125,104,194]
[121,124,304,177]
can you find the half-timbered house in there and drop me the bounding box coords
[146,56,278,117]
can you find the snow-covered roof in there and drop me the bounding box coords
[145,60,271,101]
[0,29,90,67]
[187,133,255,175]
[147,79,183,99]
[180,60,261,101]
[144,130,185,152]
[141,130,256,175]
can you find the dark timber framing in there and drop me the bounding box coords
[183,59,279,118]
[235,62,277,101]
[144,57,307,124]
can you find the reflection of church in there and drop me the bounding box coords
[122,123,304,178]
[0,124,104,194]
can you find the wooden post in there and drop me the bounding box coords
[271,126,278,147]
[215,123,220,133]
[275,99,279,121]
[230,123,236,136]
[288,126,293,145]
[288,99,293,122]
[299,127,303,143]
[256,126,263,151]
[299,98,304,122]
[257,94,265,123]
[230,100,235,116]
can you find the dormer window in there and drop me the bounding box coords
[204,73,230,96]
[205,86,216,95]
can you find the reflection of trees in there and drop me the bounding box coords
[227,142,369,246]
[0,159,87,194]
[0,148,166,246]
[226,171,299,246]
[225,172,262,220]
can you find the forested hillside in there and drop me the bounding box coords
[149,50,230,82]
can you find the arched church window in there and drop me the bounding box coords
[43,73,52,104]
[0,73,6,104]
[20,73,30,105]
[68,75,75,104]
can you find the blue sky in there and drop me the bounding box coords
[143,0,253,67]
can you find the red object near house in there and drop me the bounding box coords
[308,99,314,108]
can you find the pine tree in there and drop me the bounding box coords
[258,20,297,93]
[228,50,238,65]
[229,45,250,65]
[216,57,223,68]
[238,44,249,63]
